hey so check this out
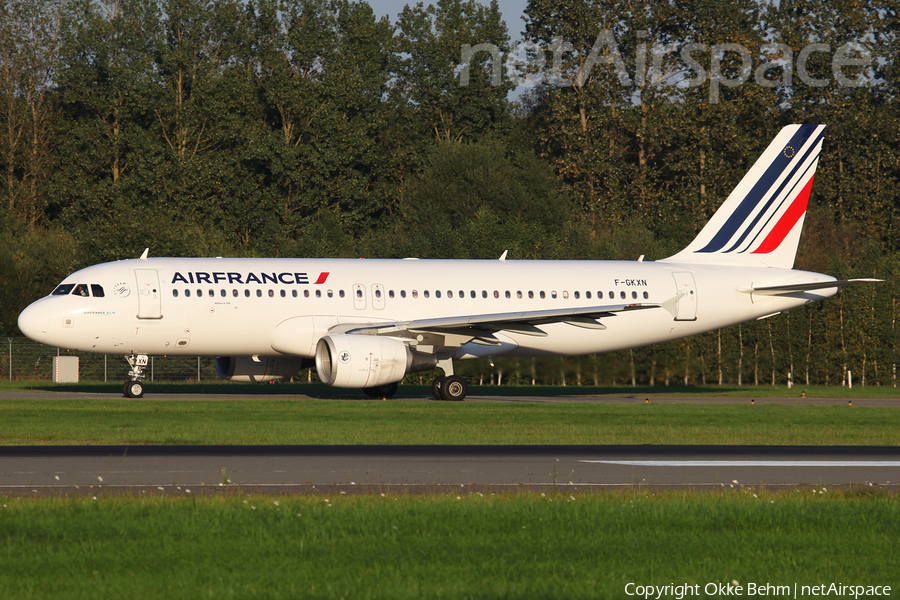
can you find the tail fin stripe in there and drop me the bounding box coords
[751,174,815,254]
[726,150,820,254]
[697,125,820,253]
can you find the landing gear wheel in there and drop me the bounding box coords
[439,375,467,402]
[123,380,145,399]
[363,382,398,399]
[431,376,445,400]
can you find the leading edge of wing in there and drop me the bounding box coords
[342,303,660,337]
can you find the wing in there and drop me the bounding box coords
[331,302,664,349]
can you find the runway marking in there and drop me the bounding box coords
[581,460,900,467]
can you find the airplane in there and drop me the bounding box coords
[17,124,879,401]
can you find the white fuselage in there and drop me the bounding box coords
[18,257,837,360]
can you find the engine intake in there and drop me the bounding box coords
[315,334,436,388]
[214,356,309,383]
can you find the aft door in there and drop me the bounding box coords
[135,269,162,319]
[672,272,697,321]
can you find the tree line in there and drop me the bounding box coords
[1,0,898,386]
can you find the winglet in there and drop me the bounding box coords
[661,292,685,318]
[140,248,149,260]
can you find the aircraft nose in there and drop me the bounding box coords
[18,302,49,343]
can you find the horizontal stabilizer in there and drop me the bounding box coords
[744,278,882,296]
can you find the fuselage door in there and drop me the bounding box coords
[135,269,163,319]
[353,284,366,310]
[372,284,385,310]
[672,272,698,321]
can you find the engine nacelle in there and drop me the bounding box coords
[315,334,436,388]
[214,356,309,383]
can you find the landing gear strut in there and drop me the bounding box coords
[430,358,468,401]
[123,354,148,398]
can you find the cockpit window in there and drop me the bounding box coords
[91,284,105,298]
[51,284,75,296]
[72,284,90,297]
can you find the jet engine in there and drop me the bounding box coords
[315,334,437,388]
[214,356,310,383]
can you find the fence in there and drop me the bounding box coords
[3,338,219,382]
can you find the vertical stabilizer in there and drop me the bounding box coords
[661,124,825,268]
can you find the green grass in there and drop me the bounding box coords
[1,492,897,599]
[1,399,900,445]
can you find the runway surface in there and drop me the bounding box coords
[2,444,899,496]
[2,391,899,405]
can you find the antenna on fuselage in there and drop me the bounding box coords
[140,248,149,260]
[498,250,508,262]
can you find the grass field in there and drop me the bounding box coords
[3,385,899,598]
[1,398,899,445]
[1,491,897,599]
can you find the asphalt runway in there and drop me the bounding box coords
[2,391,899,405]
[2,444,899,497]
[3,392,899,496]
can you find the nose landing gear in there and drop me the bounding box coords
[122,354,149,398]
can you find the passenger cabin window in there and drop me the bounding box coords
[52,284,75,296]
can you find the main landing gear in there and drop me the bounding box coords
[122,354,148,398]
[430,358,468,401]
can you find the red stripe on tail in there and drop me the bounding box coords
[752,175,814,255]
